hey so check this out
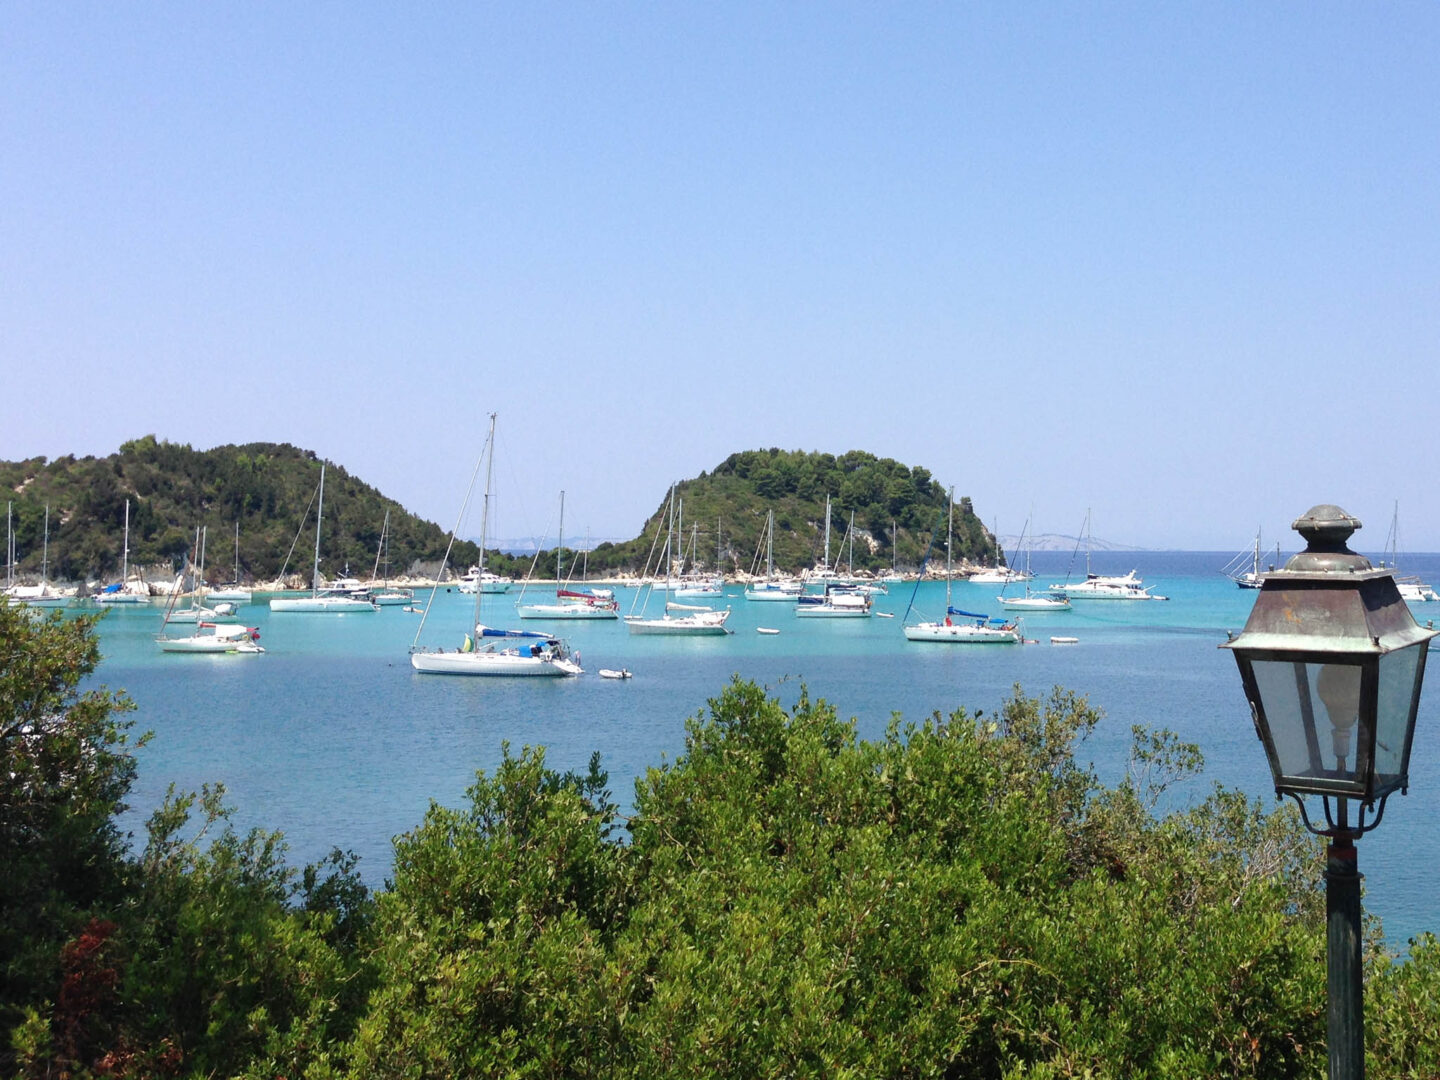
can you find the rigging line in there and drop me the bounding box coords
[412,420,492,649]
[901,505,947,625]
[275,473,322,584]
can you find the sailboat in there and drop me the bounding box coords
[1220,530,1276,590]
[4,502,72,607]
[1382,503,1439,604]
[269,465,378,612]
[903,489,1021,644]
[744,510,802,601]
[411,414,583,675]
[163,527,239,623]
[94,499,150,604]
[1047,510,1167,601]
[208,522,253,604]
[515,491,619,619]
[624,484,731,635]
[998,518,1071,611]
[369,510,414,606]
[968,519,1032,584]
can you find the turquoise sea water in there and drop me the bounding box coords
[85,550,1440,950]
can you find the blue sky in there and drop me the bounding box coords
[3,5,1437,551]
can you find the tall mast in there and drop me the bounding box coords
[234,520,240,584]
[558,491,565,584]
[42,504,50,587]
[120,499,130,585]
[945,488,954,608]
[313,465,326,595]
[824,496,831,569]
[767,509,774,578]
[5,502,11,590]
[848,510,855,576]
[474,413,497,628]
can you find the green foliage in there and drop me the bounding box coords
[582,447,998,577]
[0,438,476,582]
[324,680,1392,1078]
[0,602,138,1043]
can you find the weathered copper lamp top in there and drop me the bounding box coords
[1286,504,1372,574]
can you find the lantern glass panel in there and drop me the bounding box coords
[1249,659,1368,788]
[1374,643,1424,789]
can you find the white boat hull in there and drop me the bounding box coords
[270,596,378,612]
[903,622,1020,644]
[624,614,731,635]
[744,588,801,602]
[94,594,150,605]
[207,588,253,603]
[410,649,582,676]
[999,596,1071,611]
[516,602,619,620]
[794,605,871,618]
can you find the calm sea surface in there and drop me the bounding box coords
[83,550,1440,950]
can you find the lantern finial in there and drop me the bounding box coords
[1287,504,1371,572]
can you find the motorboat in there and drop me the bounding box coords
[459,567,513,594]
[1049,570,1166,601]
[795,586,872,618]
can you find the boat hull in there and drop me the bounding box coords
[903,622,1020,644]
[794,606,871,618]
[410,650,582,676]
[516,603,619,620]
[270,597,378,612]
[624,615,730,636]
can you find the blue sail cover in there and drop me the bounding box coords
[476,625,552,640]
[947,607,990,620]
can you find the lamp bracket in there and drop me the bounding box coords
[1285,791,1389,839]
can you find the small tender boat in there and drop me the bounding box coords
[757,626,780,635]
[1051,636,1079,644]
[599,668,632,679]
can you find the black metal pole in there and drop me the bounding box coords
[1326,834,1363,1079]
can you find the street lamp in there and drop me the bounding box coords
[1222,504,1436,1080]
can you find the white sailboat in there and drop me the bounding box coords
[208,522,253,603]
[515,492,619,620]
[625,484,731,635]
[904,489,1021,644]
[998,518,1071,612]
[744,510,802,601]
[157,621,265,654]
[411,414,583,676]
[94,499,150,604]
[270,465,378,613]
[4,503,72,607]
[1382,503,1439,604]
[163,527,239,623]
[1219,530,1275,590]
[968,520,1032,584]
[369,509,414,606]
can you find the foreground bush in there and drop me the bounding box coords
[7,601,1437,1077]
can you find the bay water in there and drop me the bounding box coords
[86,550,1440,950]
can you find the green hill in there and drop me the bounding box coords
[571,448,998,579]
[1,441,999,584]
[0,436,477,585]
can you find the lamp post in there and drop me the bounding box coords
[1222,504,1436,1080]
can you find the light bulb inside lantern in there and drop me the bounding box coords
[1317,663,1361,765]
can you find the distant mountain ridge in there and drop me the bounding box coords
[998,533,1150,553]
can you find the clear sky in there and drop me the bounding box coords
[3,5,1437,552]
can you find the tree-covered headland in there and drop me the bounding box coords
[6,603,1439,1077]
[1,441,1000,585]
